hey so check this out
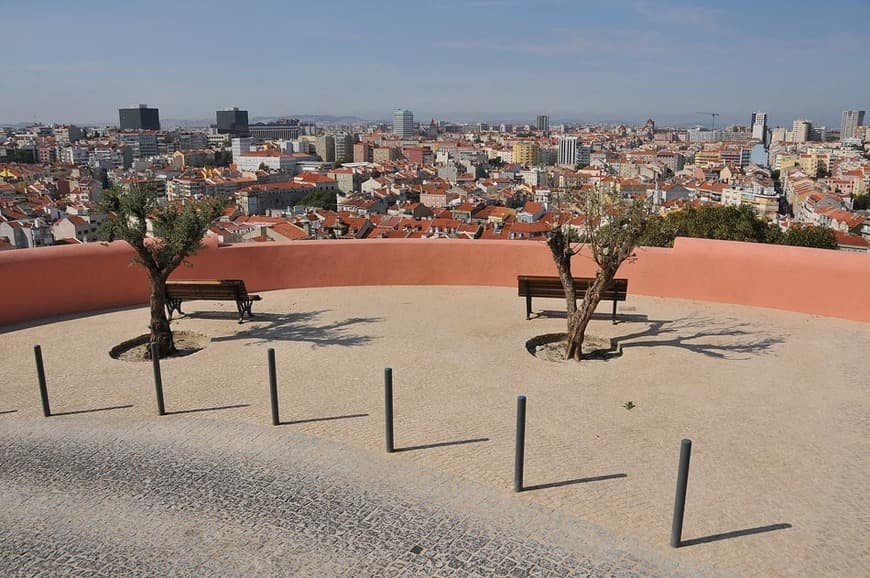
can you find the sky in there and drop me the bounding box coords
[2,0,868,128]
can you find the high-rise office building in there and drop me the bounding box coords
[841,110,865,140]
[536,115,549,135]
[558,136,578,166]
[119,104,160,130]
[557,136,590,167]
[216,107,249,136]
[792,119,811,143]
[393,109,414,138]
[333,133,354,164]
[751,111,768,145]
[315,135,335,162]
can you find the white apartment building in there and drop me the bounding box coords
[61,145,90,165]
[236,152,297,173]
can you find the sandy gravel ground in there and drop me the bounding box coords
[1,286,867,577]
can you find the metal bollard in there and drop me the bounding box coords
[34,345,51,417]
[514,395,526,492]
[268,348,280,426]
[384,368,394,453]
[150,343,166,416]
[671,438,692,547]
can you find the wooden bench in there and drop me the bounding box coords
[165,279,262,323]
[517,275,628,323]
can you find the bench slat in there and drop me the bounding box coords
[164,279,261,323]
[518,275,629,323]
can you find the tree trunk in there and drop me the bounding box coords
[547,229,577,331]
[556,251,577,322]
[566,269,614,360]
[148,273,174,358]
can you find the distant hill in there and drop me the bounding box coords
[251,114,369,125]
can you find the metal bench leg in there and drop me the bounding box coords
[166,299,183,321]
[526,295,532,320]
[236,299,255,323]
[612,299,617,324]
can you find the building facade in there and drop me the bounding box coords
[333,133,354,164]
[512,142,540,166]
[216,107,249,136]
[119,105,160,130]
[841,110,865,140]
[393,109,414,139]
[751,111,767,145]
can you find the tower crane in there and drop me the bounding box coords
[696,112,720,130]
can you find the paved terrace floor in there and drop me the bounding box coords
[0,287,867,577]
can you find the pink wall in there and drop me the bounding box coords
[1,237,868,327]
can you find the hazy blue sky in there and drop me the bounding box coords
[2,0,868,127]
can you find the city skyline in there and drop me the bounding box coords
[3,0,868,127]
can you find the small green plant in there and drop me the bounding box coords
[623,401,636,411]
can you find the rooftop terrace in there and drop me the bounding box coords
[1,279,868,576]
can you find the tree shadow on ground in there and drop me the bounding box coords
[210,310,382,348]
[612,316,786,360]
[681,523,791,547]
[535,311,644,324]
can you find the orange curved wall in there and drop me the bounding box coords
[1,237,868,327]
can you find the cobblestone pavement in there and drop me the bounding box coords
[0,418,717,577]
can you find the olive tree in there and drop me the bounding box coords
[99,185,223,357]
[546,182,652,360]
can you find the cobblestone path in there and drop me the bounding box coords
[0,418,718,577]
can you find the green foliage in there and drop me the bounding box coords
[98,185,224,275]
[298,189,337,212]
[582,188,655,274]
[623,401,636,410]
[639,204,839,250]
[782,225,839,249]
[853,195,870,211]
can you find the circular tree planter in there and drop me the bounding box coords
[525,333,622,363]
[110,331,210,362]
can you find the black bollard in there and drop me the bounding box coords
[150,343,166,416]
[671,438,692,548]
[268,348,280,426]
[384,367,394,453]
[34,345,51,417]
[514,395,526,492]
